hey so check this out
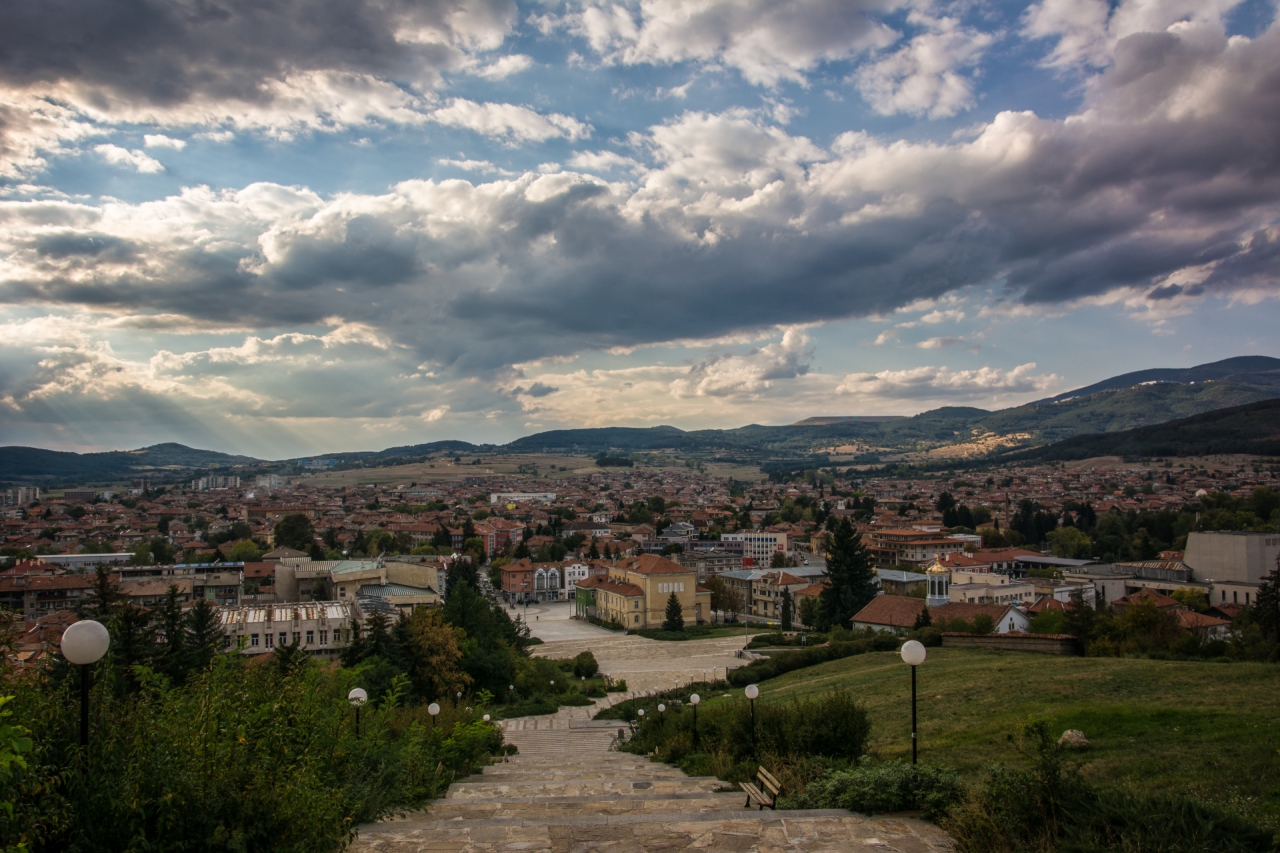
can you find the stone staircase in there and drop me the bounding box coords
[352,704,955,853]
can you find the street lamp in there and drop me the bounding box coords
[482,714,490,722]
[900,640,927,765]
[744,684,759,760]
[657,703,665,728]
[455,691,462,708]
[428,702,440,728]
[348,687,368,738]
[689,693,701,750]
[60,620,110,748]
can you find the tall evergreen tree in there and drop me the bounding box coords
[155,585,187,683]
[662,592,684,632]
[913,604,933,629]
[816,519,877,631]
[780,589,793,631]
[1253,555,1280,644]
[81,564,123,617]
[185,598,221,672]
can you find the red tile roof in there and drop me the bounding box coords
[617,554,690,576]
[851,595,926,628]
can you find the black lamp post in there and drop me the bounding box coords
[428,702,440,728]
[60,620,110,748]
[348,687,368,738]
[900,640,926,764]
[689,693,701,749]
[745,684,759,760]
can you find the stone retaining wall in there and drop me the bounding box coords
[941,632,1079,655]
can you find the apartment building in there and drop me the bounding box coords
[218,601,360,658]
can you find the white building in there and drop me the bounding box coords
[720,531,788,565]
[1186,531,1279,607]
[489,492,556,506]
[218,601,361,658]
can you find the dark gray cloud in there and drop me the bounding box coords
[0,0,515,101]
[1,15,1278,381]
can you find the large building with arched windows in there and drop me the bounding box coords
[574,554,711,629]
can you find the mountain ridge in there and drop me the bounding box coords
[5,356,1279,483]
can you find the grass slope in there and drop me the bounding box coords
[747,648,1280,828]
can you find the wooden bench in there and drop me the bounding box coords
[741,766,781,810]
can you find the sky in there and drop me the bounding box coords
[1,0,1279,459]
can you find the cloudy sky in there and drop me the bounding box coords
[2,0,1278,458]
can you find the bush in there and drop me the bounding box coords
[727,637,889,686]
[621,690,870,769]
[5,655,504,853]
[793,760,962,819]
[572,651,599,678]
[942,721,1277,853]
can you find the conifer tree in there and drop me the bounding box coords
[662,592,684,632]
[1253,554,1280,644]
[781,588,793,631]
[913,604,933,629]
[185,598,221,672]
[816,518,877,631]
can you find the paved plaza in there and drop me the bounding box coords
[521,602,754,693]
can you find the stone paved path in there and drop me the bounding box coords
[352,697,955,853]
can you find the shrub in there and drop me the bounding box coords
[620,690,870,770]
[793,760,962,819]
[572,651,599,678]
[4,655,504,853]
[942,721,1277,853]
[727,637,886,686]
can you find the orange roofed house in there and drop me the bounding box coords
[574,554,711,629]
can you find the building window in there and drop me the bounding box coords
[279,632,287,646]
[264,633,273,648]
[634,615,640,624]
[320,630,328,645]
[293,632,301,645]
[306,630,314,645]
[250,634,259,647]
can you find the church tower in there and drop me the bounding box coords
[925,558,951,607]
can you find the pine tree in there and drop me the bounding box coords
[588,540,600,560]
[185,598,221,672]
[913,604,932,629]
[81,564,123,617]
[1253,554,1280,644]
[816,519,877,631]
[662,592,684,632]
[156,585,187,683]
[781,589,793,631]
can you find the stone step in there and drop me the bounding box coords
[460,770,694,783]
[447,779,726,800]
[356,809,956,852]
[423,793,748,820]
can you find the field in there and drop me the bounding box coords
[738,648,1280,828]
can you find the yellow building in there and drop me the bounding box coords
[578,554,710,629]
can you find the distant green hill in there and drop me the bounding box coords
[8,357,1279,483]
[996,399,1280,462]
[0,443,261,484]
[1039,355,1280,403]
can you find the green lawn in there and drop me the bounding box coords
[733,648,1280,828]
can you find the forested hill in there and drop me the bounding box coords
[1039,355,1280,403]
[0,443,260,482]
[994,399,1280,462]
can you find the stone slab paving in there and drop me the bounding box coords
[353,691,955,853]
[521,602,754,694]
